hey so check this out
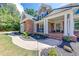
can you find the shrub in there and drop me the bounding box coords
[22,32,29,38]
[48,48,57,56]
[63,36,71,42]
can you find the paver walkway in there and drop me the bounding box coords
[10,35,56,50]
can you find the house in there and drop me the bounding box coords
[20,3,79,41]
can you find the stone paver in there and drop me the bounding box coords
[38,38,62,46]
[70,42,79,56]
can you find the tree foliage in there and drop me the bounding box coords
[0,3,20,31]
[24,8,37,17]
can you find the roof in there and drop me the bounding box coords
[22,3,79,22]
[41,3,79,19]
[25,13,34,19]
[21,12,35,23]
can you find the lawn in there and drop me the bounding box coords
[0,34,38,56]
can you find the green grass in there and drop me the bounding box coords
[0,34,38,56]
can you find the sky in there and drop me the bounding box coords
[21,3,69,10]
[15,3,69,14]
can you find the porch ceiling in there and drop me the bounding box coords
[48,15,64,22]
[34,19,44,24]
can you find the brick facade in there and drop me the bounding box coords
[24,19,34,33]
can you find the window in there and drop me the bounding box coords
[39,24,44,32]
[37,23,44,32]
[75,21,79,30]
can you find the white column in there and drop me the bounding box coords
[44,19,48,34]
[64,14,68,36]
[69,13,74,36]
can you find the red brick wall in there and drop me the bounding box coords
[48,33,63,40]
[24,19,34,33]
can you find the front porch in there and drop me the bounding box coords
[34,9,77,41]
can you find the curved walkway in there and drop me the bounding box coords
[10,35,56,50]
[1,32,79,56]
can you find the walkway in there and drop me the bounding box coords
[1,32,79,56]
[10,35,56,50]
[8,34,79,56]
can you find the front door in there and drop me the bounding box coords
[51,23,54,32]
[56,23,61,32]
